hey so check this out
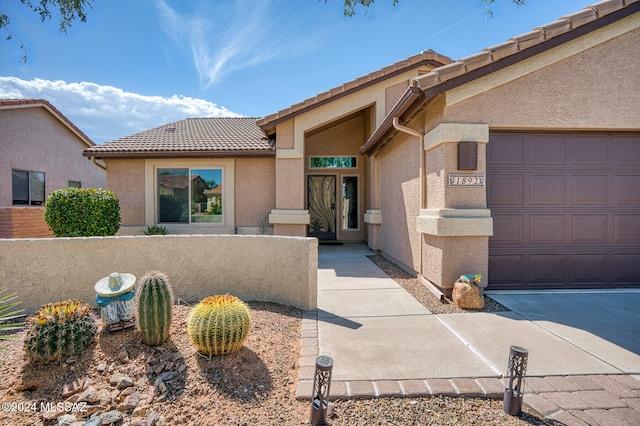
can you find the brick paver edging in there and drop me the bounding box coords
[296,309,640,425]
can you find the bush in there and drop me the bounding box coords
[44,188,121,237]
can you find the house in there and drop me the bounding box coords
[85,0,640,293]
[1,99,106,238]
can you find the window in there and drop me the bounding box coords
[157,168,223,224]
[12,169,45,205]
[310,157,357,168]
[342,176,358,230]
[68,181,81,188]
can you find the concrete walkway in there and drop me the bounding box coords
[296,243,640,425]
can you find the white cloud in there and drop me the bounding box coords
[156,0,287,88]
[0,76,240,144]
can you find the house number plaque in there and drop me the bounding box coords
[448,173,485,187]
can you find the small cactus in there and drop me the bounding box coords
[187,295,251,356]
[24,299,97,362]
[136,271,174,346]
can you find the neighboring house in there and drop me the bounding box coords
[85,0,640,293]
[1,99,106,238]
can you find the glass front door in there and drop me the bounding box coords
[308,175,336,240]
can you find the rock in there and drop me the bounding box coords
[42,408,60,421]
[83,405,103,416]
[99,410,123,425]
[452,280,485,310]
[154,371,176,386]
[57,414,77,426]
[118,348,130,364]
[83,417,103,426]
[132,405,147,417]
[117,376,134,390]
[78,386,100,403]
[97,363,107,373]
[62,378,85,398]
[145,411,160,426]
[118,390,140,412]
[120,386,136,397]
[97,389,112,406]
[147,385,157,403]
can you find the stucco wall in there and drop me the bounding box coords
[0,107,106,206]
[105,159,146,226]
[444,26,640,130]
[0,235,318,314]
[377,132,422,272]
[235,158,275,228]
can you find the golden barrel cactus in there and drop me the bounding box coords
[187,295,251,356]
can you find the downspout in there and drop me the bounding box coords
[90,156,107,171]
[392,117,426,280]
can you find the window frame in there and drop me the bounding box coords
[12,169,46,206]
[340,174,360,232]
[309,156,357,169]
[145,158,235,232]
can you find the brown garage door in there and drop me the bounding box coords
[487,132,640,289]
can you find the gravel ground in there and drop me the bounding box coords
[367,255,509,314]
[0,259,553,425]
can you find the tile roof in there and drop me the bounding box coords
[360,0,640,155]
[412,0,639,92]
[0,98,96,147]
[84,117,274,158]
[256,49,452,131]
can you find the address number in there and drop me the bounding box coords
[448,174,485,187]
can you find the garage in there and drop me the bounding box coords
[487,132,640,290]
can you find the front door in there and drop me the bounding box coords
[308,175,336,240]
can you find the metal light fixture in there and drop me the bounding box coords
[310,355,333,426]
[503,345,529,416]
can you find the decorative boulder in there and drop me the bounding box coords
[452,275,485,310]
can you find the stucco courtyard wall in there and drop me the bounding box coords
[0,235,318,314]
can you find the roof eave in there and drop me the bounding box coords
[257,57,449,133]
[82,149,276,159]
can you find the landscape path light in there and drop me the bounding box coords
[503,345,529,416]
[310,355,333,426]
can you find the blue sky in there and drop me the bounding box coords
[1,0,591,144]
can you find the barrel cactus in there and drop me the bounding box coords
[136,271,174,346]
[24,299,97,362]
[187,295,251,356]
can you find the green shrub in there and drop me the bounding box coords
[44,188,121,237]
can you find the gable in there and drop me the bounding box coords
[443,21,640,130]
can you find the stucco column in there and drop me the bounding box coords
[364,153,382,250]
[417,123,493,295]
[269,119,310,236]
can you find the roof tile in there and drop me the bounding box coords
[536,19,573,39]
[563,8,599,28]
[84,117,272,157]
[458,51,493,73]
[434,61,466,82]
[590,0,625,17]
[510,29,546,50]
[414,72,441,90]
[484,40,519,61]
